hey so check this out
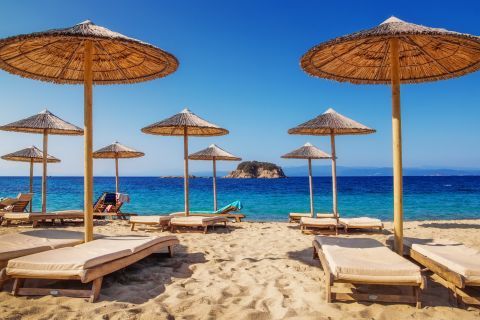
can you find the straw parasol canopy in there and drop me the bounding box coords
[0,20,178,242]
[93,141,145,193]
[1,146,60,212]
[288,108,375,218]
[300,16,480,254]
[142,109,228,216]
[0,20,179,84]
[301,16,480,84]
[0,110,82,213]
[282,143,330,217]
[189,144,241,161]
[189,144,241,211]
[1,146,60,163]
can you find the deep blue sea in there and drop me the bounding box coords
[0,176,479,221]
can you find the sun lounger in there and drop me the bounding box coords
[6,235,179,302]
[397,237,480,306]
[170,216,229,234]
[2,211,85,227]
[313,236,424,308]
[289,212,335,222]
[338,217,383,232]
[0,193,33,213]
[0,230,85,289]
[191,201,246,222]
[129,215,172,231]
[300,217,339,234]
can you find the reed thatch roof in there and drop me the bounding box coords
[301,16,480,84]
[189,144,241,161]
[0,20,178,85]
[141,108,229,136]
[1,145,60,163]
[282,143,331,160]
[288,108,375,136]
[93,141,144,159]
[0,109,83,135]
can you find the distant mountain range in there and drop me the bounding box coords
[193,166,480,177]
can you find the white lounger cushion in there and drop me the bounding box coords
[290,213,335,218]
[300,217,337,226]
[0,230,85,262]
[6,236,177,278]
[339,217,383,227]
[130,215,172,223]
[316,236,422,283]
[403,237,480,282]
[170,216,228,226]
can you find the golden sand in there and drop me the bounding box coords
[0,219,479,319]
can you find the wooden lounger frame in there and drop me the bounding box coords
[130,218,170,231]
[289,213,335,223]
[313,240,424,308]
[339,221,383,233]
[2,213,85,227]
[301,221,339,235]
[402,244,480,306]
[9,238,178,302]
[189,212,245,223]
[170,220,229,234]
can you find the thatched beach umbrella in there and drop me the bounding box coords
[0,20,178,242]
[189,144,241,211]
[0,110,82,213]
[1,146,60,212]
[282,143,331,217]
[300,16,480,254]
[142,109,228,216]
[93,141,145,193]
[288,108,375,218]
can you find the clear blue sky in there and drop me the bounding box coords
[0,0,479,176]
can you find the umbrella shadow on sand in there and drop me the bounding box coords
[418,222,480,229]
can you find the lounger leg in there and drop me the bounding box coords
[89,277,103,303]
[168,245,174,257]
[130,222,135,231]
[415,286,422,309]
[204,226,208,234]
[12,278,25,296]
[0,279,6,291]
[325,274,332,303]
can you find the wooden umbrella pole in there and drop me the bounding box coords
[213,158,217,211]
[308,158,314,218]
[330,133,338,218]
[29,158,33,212]
[41,130,48,213]
[390,38,403,255]
[115,157,119,194]
[183,127,190,216]
[84,40,94,242]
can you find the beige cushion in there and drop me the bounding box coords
[339,217,383,227]
[289,213,311,218]
[130,215,171,223]
[403,237,480,281]
[300,217,337,226]
[3,213,31,220]
[0,230,85,262]
[170,216,228,226]
[6,236,177,278]
[315,236,421,283]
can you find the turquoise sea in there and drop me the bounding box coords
[0,176,479,221]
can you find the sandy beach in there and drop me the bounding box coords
[0,219,479,319]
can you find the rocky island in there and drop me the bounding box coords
[225,161,286,178]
